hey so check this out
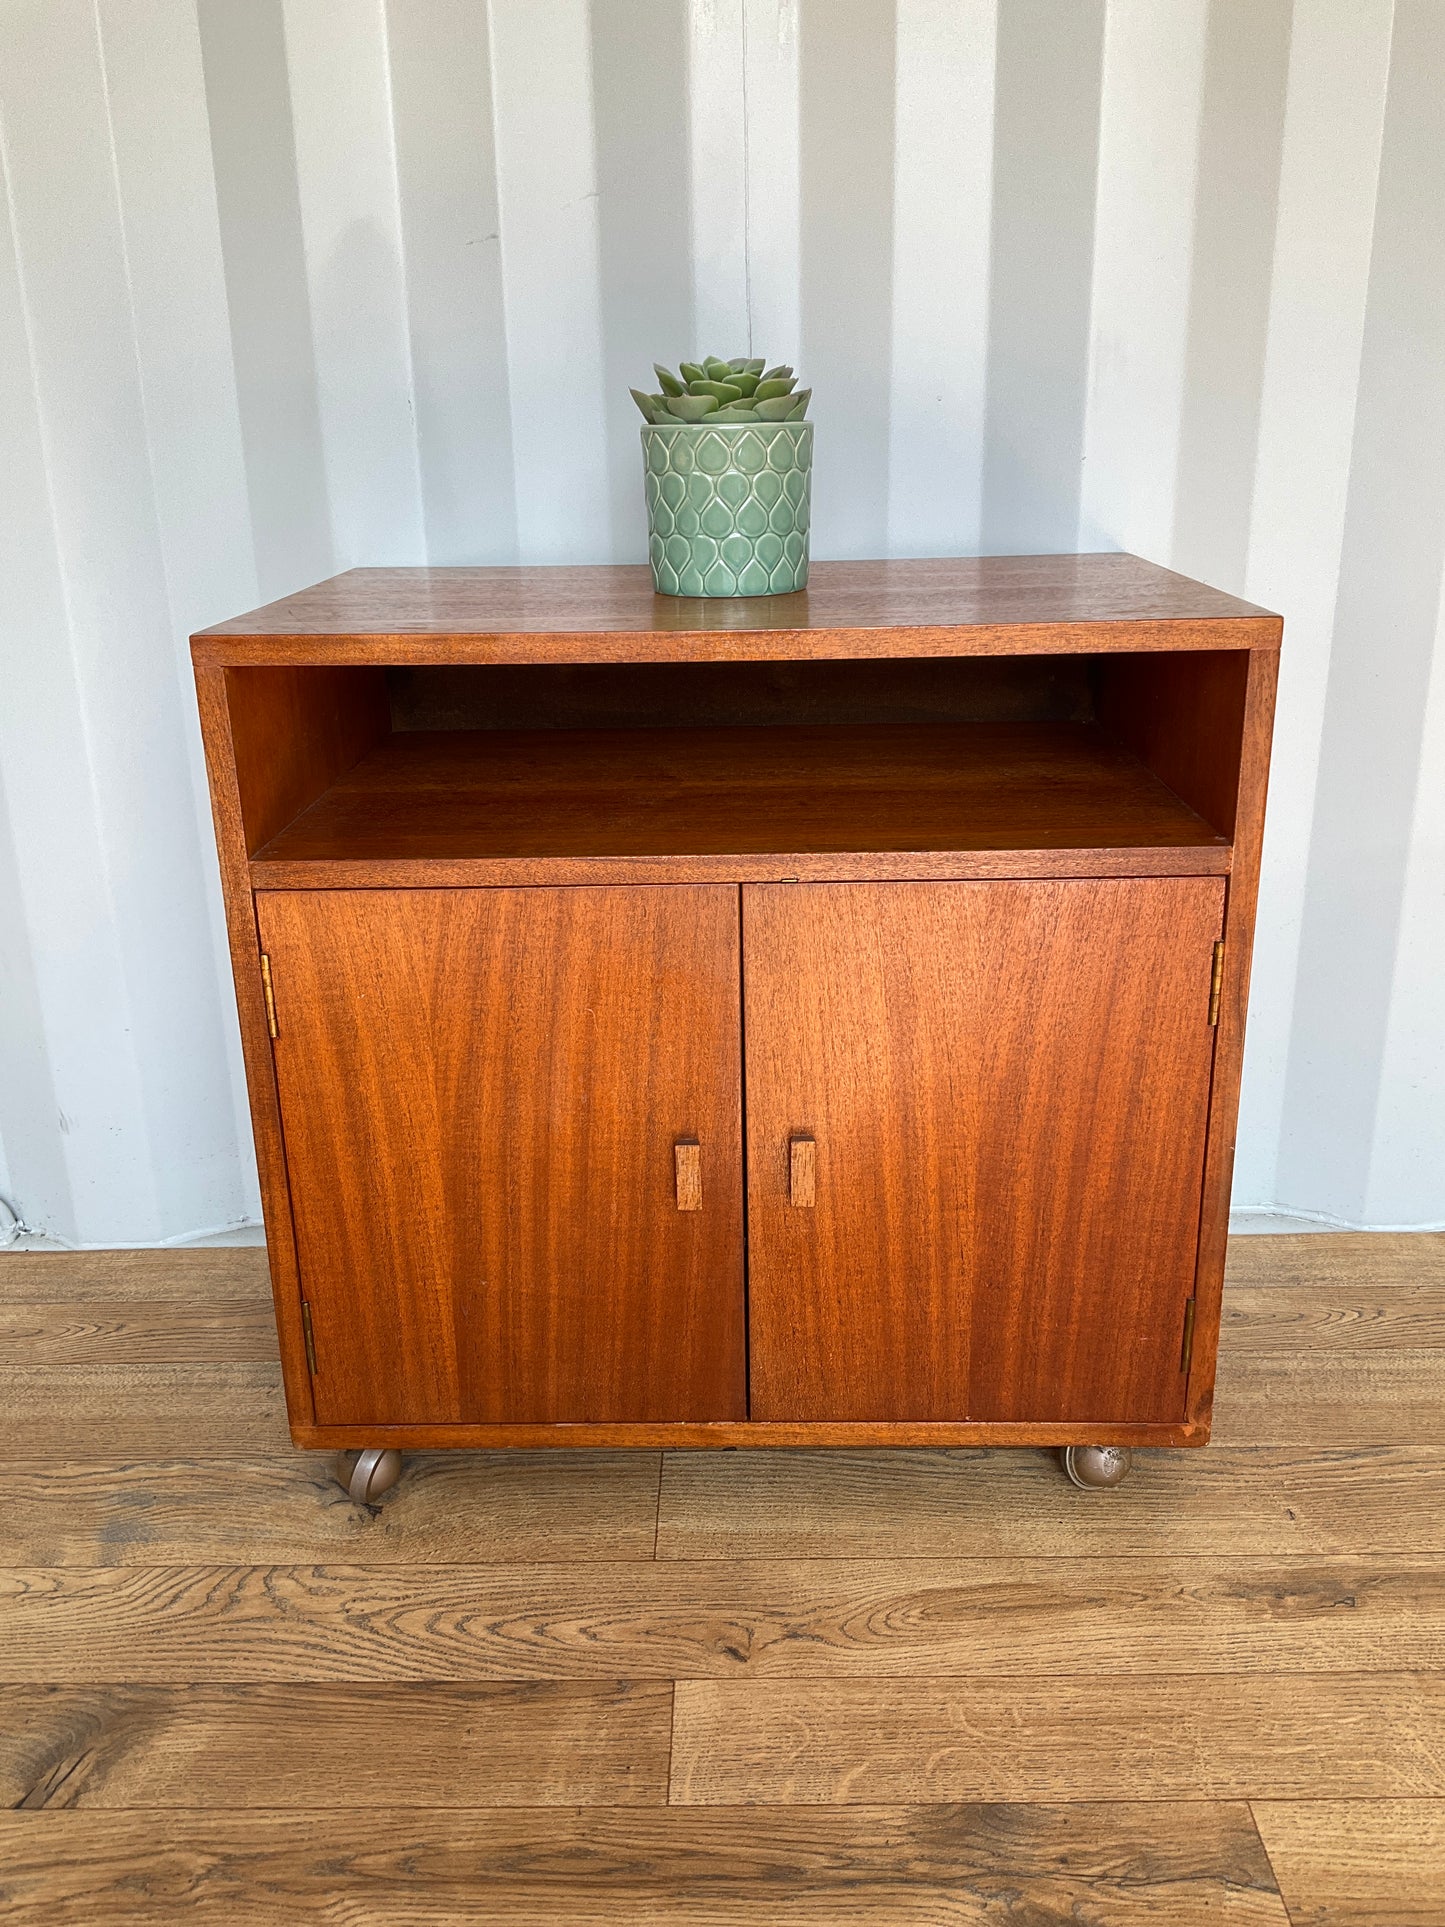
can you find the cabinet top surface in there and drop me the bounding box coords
[194,554,1280,665]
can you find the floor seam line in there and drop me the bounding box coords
[1247,1799,1302,1926]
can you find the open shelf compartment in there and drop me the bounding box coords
[226,653,1247,887]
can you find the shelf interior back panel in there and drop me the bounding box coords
[249,722,1229,865]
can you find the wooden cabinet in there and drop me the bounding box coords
[193,556,1280,1474]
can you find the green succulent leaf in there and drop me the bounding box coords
[665,392,721,421]
[637,355,806,425]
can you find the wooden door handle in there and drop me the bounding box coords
[790,1134,816,1208]
[674,1138,702,1211]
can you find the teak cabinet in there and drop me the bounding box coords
[193,556,1280,1490]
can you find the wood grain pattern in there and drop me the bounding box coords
[4,1557,1443,1683]
[1224,1285,1445,1350]
[192,663,319,1432]
[656,1444,1445,1560]
[0,1364,288,1456]
[1095,648,1250,839]
[1212,1350,1445,1444]
[256,885,745,1426]
[670,1674,1445,1805]
[7,1235,1421,1302]
[0,1804,1292,1925]
[286,1417,1200,1449]
[253,846,1234,890]
[0,1682,670,1810]
[222,664,388,855]
[1252,1800,1445,1925]
[674,1141,703,1212]
[6,1349,1434,1457]
[251,722,1228,867]
[0,1454,663,1566]
[0,1248,270,1302]
[0,1301,278,1364]
[744,878,1223,1423]
[789,1136,816,1209]
[1226,1232,1445,1289]
[192,555,1282,665]
[1,1239,1439,1923]
[385,652,1101,732]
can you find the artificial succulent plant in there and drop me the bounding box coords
[631,355,811,426]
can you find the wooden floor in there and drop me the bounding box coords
[1,1234,1443,1923]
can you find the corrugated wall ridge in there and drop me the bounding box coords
[0,0,1441,1239]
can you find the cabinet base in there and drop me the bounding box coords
[294,1417,1205,1451]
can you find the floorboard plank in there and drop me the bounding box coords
[3,1557,1444,1682]
[1251,1800,1445,1926]
[0,1682,669,1810]
[1224,1233,1445,1290]
[0,1250,271,1302]
[0,1302,280,1364]
[0,1365,289,1455]
[1211,1351,1445,1445]
[656,1445,1445,1559]
[0,1804,1292,1925]
[669,1674,1445,1804]
[1224,1286,1445,1350]
[0,1454,663,1565]
[1,1235,1438,1919]
[4,1351,1437,1454]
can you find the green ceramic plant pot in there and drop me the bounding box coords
[643,420,813,597]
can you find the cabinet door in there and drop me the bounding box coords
[743,879,1225,1424]
[256,886,744,1425]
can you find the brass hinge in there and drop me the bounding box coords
[1180,1296,1197,1375]
[259,952,278,1039]
[1208,940,1225,1026]
[300,1299,318,1376]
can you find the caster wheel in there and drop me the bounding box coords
[334,1447,403,1504]
[1061,1445,1132,1490]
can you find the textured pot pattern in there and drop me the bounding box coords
[643,421,812,596]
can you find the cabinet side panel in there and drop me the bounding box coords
[192,664,315,1430]
[1187,647,1280,1430]
[1094,649,1255,838]
[225,665,389,854]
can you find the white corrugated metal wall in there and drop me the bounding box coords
[1,0,1441,1243]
